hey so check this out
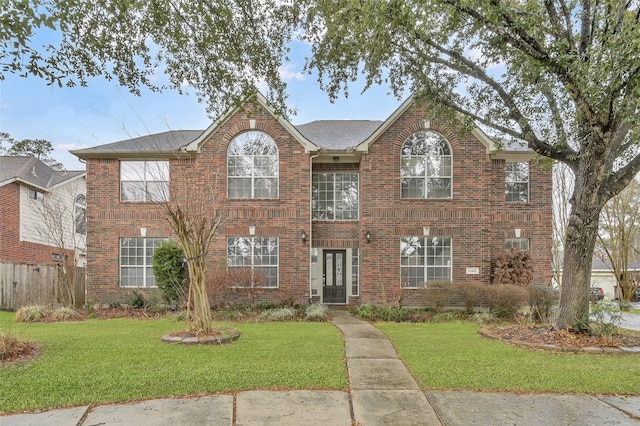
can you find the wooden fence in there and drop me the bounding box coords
[0,262,85,311]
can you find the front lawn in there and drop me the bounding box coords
[378,321,640,395]
[0,311,347,413]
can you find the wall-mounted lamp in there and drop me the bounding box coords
[140,227,147,237]
[423,226,430,236]
[365,230,371,243]
[514,228,522,238]
[301,230,307,243]
[249,225,256,236]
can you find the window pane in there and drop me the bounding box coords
[228,178,252,198]
[312,173,358,221]
[401,131,452,199]
[121,181,146,201]
[227,236,278,287]
[228,131,278,199]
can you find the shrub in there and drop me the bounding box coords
[127,290,148,308]
[0,331,38,363]
[15,305,51,322]
[352,303,375,320]
[305,304,328,321]
[257,307,297,321]
[494,249,534,286]
[588,303,622,337]
[152,241,187,306]
[454,282,490,313]
[473,311,496,324]
[487,284,529,320]
[420,280,459,312]
[529,285,559,323]
[50,307,79,321]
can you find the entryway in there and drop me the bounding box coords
[323,250,347,304]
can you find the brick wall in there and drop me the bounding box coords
[0,183,70,264]
[84,102,553,307]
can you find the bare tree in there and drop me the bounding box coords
[33,181,86,306]
[596,177,640,301]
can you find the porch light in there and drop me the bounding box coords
[366,230,371,243]
[301,230,307,243]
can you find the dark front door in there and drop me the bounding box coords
[323,250,346,304]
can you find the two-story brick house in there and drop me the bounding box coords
[0,156,87,265]
[72,93,552,306]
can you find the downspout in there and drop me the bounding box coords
[308,151,320,304]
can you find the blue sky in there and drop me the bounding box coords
[0,41,404,170]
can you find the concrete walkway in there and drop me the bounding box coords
[2,309,640,425]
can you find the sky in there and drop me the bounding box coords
[0,41,404,171]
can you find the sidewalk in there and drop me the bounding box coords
[2,309,640,425]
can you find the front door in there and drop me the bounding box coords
[323,250,346,304]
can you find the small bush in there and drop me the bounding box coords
[127,291,148,308]
[420,280,459,312]
[153,241,187,306]
[257,307,297,321]
[473,311,496,324]
[487,284,529,320]
[352,303,375,320]
[454,282,490,313]
[494,249,534,286]
[589,303,622,337]
[0,331,38,363]
[15,305,51,322]
[529,285,559,323]
[305,304,328,321]
[50,307,79,321]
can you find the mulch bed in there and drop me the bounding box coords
[482,324,640,351]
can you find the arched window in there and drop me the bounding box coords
[227,131,279,199]
[401,130,452,199]
[75,194,86,235]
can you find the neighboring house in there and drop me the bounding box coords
[0,156,87,266]
[590,258,640,300]
[72,93,553,306]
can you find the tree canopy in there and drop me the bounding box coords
[301,0,640,329]
[1,0,295,116]
[0,132,63,169]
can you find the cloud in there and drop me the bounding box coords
[56,142,88,151]
[279,63,305,81]
[0,103,9,109]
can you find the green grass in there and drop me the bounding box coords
[377,322,640,395]
[0,312,347,413]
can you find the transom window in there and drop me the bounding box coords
[119,237,167,287]
[312,173,359,220]
[401,130,452,199]
[227,131,279,199]
[505,238,530,251]
[227,237,278,287]
[505,162,529,202]
[75,194,86,235]
[120,161,169,202]
[400,236,452,288]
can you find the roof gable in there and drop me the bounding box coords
[0,156,85,191]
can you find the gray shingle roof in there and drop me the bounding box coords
[295,120,383,149]
[71,130,204,156]
[0,156,84,190]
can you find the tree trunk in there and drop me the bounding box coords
[554,162,605,330]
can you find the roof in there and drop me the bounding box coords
[72,130,203,158]
[592,258,640,272]
[295,120,383,149]
[0,156,85,191]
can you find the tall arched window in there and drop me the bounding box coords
[227,131,279,199]
[75,194,86,235]
[401,130,452,199]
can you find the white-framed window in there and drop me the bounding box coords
[75,194,86,235]
[401,130,452,199]
[227,131,279,199]
[227,236,278,287]
[351,248,359,296]
[505,162,529,202]
[120,161,169,202]
[400,236,452,288]
[119,237,167,287]
[312,173,359,220]
[28,188,44,201]
[505,238,529,251]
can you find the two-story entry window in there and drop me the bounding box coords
[401,130,452,199]
[228,131,279,199]
[120,161,169,202]
[312,173,359,220]
[505,162,529,202]
[400,236,452,287]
